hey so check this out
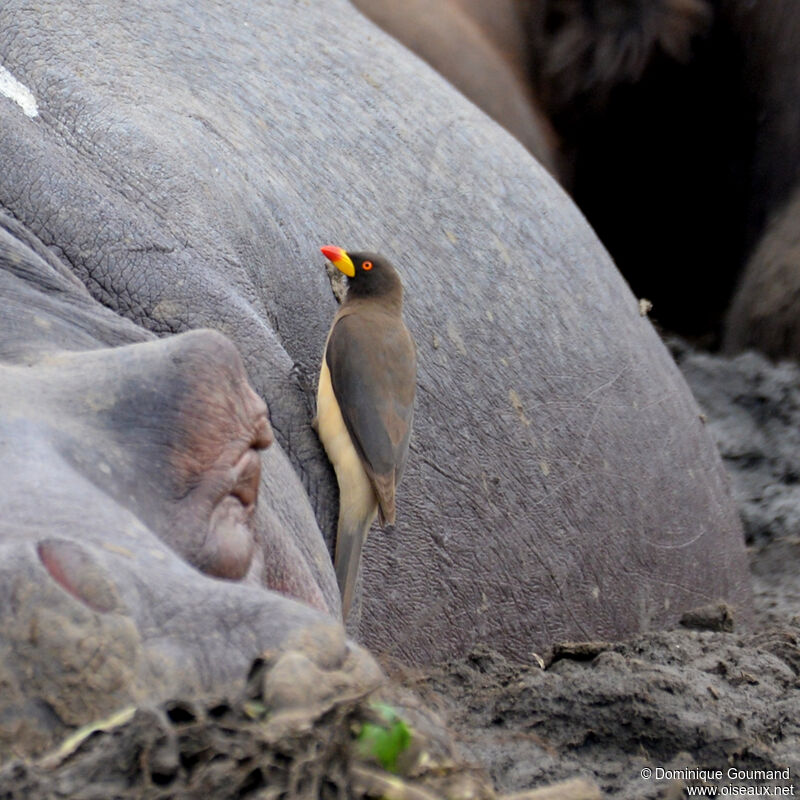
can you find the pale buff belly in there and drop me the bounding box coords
[316,359,377,527]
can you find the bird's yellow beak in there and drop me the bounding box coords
[320,245,355,278]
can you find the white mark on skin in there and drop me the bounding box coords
[446,320,468,356]
[101,542,135,559]
[493,233,512,266]
[509,388,531,427]
[0,65,39,118]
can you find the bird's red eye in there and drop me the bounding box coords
[362,261,373,271]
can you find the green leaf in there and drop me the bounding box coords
[356,705,412,773]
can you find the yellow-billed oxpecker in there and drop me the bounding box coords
[315,246,417,618]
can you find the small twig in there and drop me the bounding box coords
[38,706,137,770]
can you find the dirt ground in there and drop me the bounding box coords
[0,342,797,799]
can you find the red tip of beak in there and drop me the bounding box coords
[320,245,345,262]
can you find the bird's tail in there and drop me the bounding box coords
[335,513,373,620]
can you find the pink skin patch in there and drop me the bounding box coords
[37,540,120,613]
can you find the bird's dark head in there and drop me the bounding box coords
[320,246,403,303]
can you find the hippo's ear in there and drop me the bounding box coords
[37,540,122,614]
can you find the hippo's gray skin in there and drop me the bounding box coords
[349,0,561,178]
[0,219,366,758]
[0,212,339,616]
[0,0,750,671]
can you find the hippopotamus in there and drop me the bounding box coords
[0,217,374,759]
[349,0,561,178]
[0,0,750,700]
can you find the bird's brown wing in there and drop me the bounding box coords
[326,309,416,525]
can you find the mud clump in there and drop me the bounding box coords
[0,637,494,800]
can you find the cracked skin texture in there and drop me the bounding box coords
[0,0,751,670]
[0,223,354,759]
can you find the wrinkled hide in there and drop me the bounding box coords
[0,0,750,667]
[0,221,354,758]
